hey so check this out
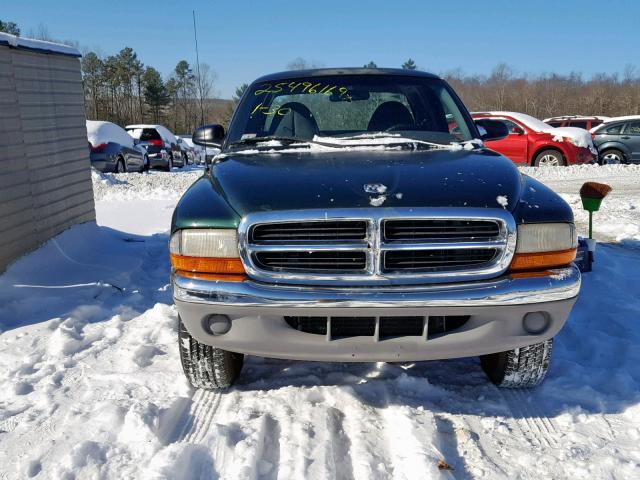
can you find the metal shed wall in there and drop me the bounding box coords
[0,42,94,272]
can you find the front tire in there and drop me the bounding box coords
[115,156,126,173]
[164,154,173,172]
[599,149,625,165]
[178,317,244,390]
[534,149,565,167]
[480,339,553,388]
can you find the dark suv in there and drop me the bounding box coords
[590,117,640,164]
[125,124,184,171]
[172,68,581,391]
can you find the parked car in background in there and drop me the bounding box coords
[172,68,581,391]
[86,120,147,173]
[179,135,207,164]
[176,137,195,164]
[472,111,597,166]
[125,124,184,171]
[590,115,640,164]
[543,115,609,131]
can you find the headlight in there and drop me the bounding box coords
[515,223,577,253]
[511,223,577,271]
[170,229,245,280]
[170,229,239,257]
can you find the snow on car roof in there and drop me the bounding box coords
[542,115,610,122]
[125,124,177,143]
[600,115,640,124]
[86,120,134,148]
[0,32,81,57]
[473,111,552,132]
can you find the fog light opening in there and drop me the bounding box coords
[523,312,550,335]
[204,314,232,335]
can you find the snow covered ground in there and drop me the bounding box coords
[1,165,639,479]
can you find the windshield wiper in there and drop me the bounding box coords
[227,136,312,149]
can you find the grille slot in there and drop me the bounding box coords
[254,251,367,272]
[379,316,424,338]
[384,249,498,272]
[384,219,500,241]
[427,316,470,339]
[252,220,367,243]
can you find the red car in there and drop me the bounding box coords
[472,112,597,166]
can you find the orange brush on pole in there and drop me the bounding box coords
[579,182,612,239]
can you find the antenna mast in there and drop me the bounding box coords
[193,10,205,125]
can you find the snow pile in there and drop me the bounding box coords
[86,120,134,149]
[1,165,640,478]
[92,169,202,202]
[521,164,640,242]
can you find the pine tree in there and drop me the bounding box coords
[402,59,417,70]
[364,61,378,69]
[0,20,20,36]
[143,67,170,123]
[233,83,248,103]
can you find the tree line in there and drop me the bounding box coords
[81,48,230,134]
[3,18,639,127]
[443,63,640,118]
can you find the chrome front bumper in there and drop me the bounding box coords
[173,266,581,362]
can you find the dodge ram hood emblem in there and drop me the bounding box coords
[363,183,387,194]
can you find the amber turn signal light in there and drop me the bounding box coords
[170,254,246,274]
[509,248,577,271]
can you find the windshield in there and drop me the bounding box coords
[227,75,476,147]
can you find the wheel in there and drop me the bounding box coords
[534,149,565,167]
[178,316,244,390]
[115,156,126,173]
[164,154,173,172]
[480,339,553,388]
[178,153,186,168]
[599,149,625,165]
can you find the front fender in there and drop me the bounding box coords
[597,141,630,156]
[171,174,241,233]
[514,175,574,224]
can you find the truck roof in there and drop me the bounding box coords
[253,68,440,83]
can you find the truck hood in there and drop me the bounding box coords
[210,148,523,215]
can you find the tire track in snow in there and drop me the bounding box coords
[500,389,559,449]
[328,386,395,479]
[177,390,223,444]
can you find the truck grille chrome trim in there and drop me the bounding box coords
[238,208,517,286]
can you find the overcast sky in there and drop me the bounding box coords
[4,0,639,98]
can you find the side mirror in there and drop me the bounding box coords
[510,126,525,135]
[474,119,509,142]
[193,124,225,148]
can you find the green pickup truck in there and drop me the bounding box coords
[170,69,581,390]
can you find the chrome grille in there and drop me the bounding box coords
[384,248,498,272]
[239,208,516,285]
[251,220,367,243]
[384,219,500,241]
[254,251,367,272]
